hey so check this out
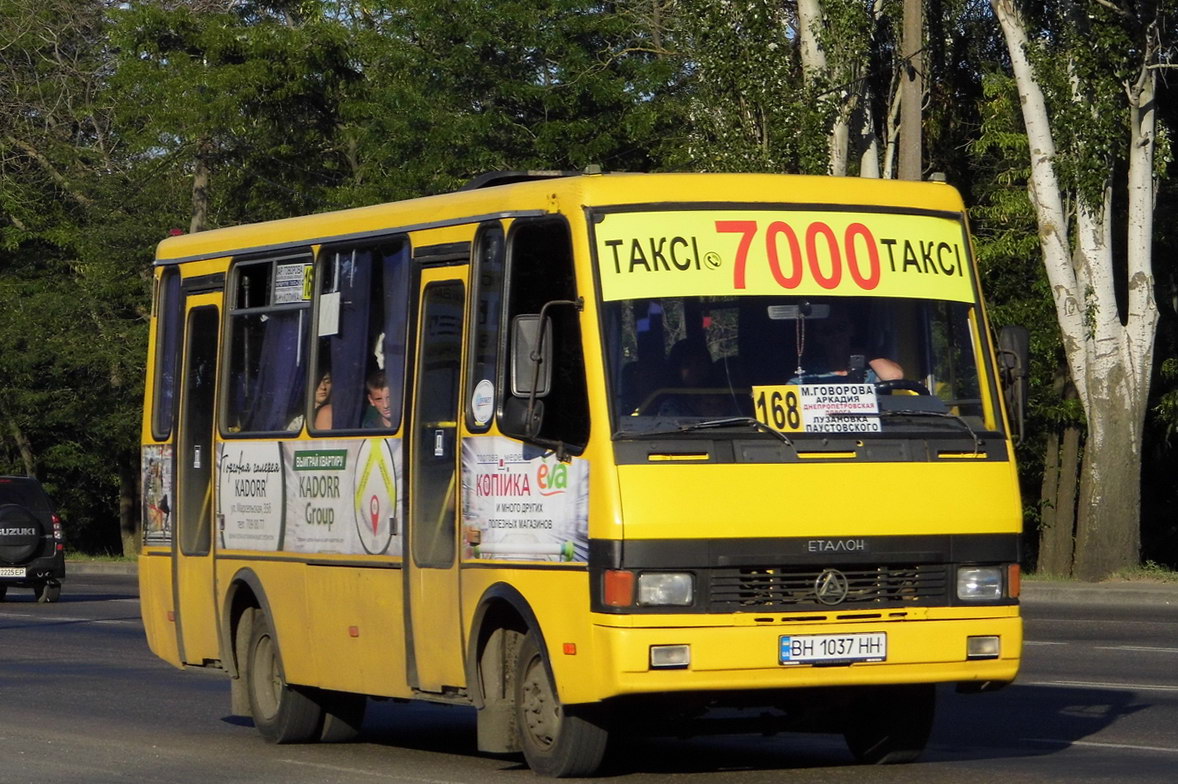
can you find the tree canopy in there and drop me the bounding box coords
[0,0,1176,575]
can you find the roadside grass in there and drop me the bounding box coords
[1026,560,1178,583]
[1111,560,1178,583]
[65,552,135,562]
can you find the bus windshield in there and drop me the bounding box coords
[603,294,997,438]
[593,203,1000,440]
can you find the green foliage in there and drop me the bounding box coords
[661,0,815,172]
[109,1,360,223]
[323,0,674,203]
[0,0,148,552]
[1020,1,1153,208]
[1,0,1177,562]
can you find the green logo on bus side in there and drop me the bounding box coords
[293,450,348,471]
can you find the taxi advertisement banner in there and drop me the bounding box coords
[594,208,975,303]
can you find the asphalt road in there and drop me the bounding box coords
[0,571,1175,783]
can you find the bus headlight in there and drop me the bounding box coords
[637,573,694,607]
[957,566,1003,601]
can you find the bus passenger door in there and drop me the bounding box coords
[174,296,222,666]
[406,272,467,693]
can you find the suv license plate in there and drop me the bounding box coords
[779,632,887,665]
[0,567,27,578]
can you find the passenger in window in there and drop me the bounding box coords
[311,371,333,429]
[362,370,393,429]
[288,371,332,432]
[791,311,902,384]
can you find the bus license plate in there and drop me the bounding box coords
[779,633,887,665]
[0,567,26,578]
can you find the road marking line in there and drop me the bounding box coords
[0,612,138,625]
[1026,738,1178,754]
[280,759,460,782]
[1025,679,1178,693]
[1095,645,1178,654]
[1024,640,1068,646]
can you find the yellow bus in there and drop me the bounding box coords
[139,172,1024,776]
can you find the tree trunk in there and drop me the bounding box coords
[3,414,36,477]
[1038,365,1079,576]
[898,0,922,181]
[1073,390,1143,580]
[993,0,1159,580]
[1037,430,1061,571]
[190,137,211,234]
[119,453,138,557]
[1054,422,1081,573]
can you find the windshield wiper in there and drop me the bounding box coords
[618,416,793,445]
[678,417,794,445]
[844,409,983,450]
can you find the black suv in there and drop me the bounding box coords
[0,476,65,602]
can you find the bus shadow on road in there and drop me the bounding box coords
[355,698,854,774]
[926,682,1146,761]
[346,682,1148,775]
[214,682,1146,776]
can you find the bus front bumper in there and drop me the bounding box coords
[577,609,1021,703]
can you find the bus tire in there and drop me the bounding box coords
[316,690,366,742]
[514,632,608,777]
[244,608,322,744]
[843,684,935,764]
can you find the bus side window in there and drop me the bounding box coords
[223,257,312,435]
[311,241,410,433]
[465,222,505,432]
[151,267,183,440]
[500,219,589,451]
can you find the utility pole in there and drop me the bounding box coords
[899,0,923,181]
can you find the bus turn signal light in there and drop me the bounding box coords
[604,570,635,608]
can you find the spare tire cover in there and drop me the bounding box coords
[0,504,44,564]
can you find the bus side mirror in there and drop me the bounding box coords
[511,314,553,398]
[996,325,1029,443]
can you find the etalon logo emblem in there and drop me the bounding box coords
[814,568,850,605]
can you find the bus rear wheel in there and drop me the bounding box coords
[842,683,935,764]
[514,632,609,777]
[244,608,323,743]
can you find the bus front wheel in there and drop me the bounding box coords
[842,683,935,764]
[514,632,609,777]
[244,608,323,744]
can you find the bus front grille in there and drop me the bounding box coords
[708,564,949,611]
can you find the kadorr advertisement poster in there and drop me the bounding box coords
[461,437,589,562]
[217,439,402,556]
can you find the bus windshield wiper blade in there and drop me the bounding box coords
[617,416,793,445]
[678,417,794,445]
[871,409,983,450]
